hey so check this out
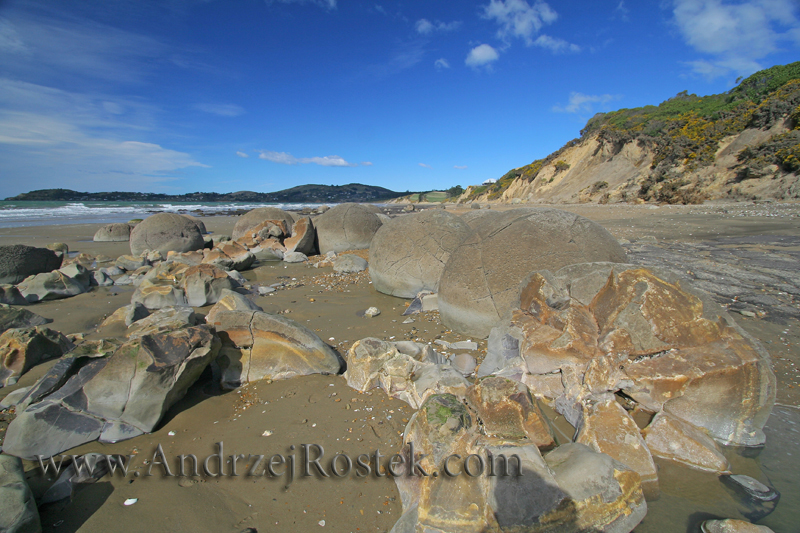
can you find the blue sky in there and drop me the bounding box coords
[0,0,799,198]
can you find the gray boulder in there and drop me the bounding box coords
[283,251,308,263]
[182,214,207,234]
[0,326,74,387]
[0,455,41,533]
[438,208,626,337]
[231,207,295,241]
[115,255,149,272]
[59,263,92,289]
[180,264,238,307]
[314,203,383,254]
[205,289,263,324]
[209,310,342,389]
[131,280,188,310]
[0,285,29,306]
[2,326,220,460]
[370,209,470,298]
[129,213,205,256]
[333,254,368,273]
[17,271,85,303]
[0,245,62,284]
[0,304,51,333]
[93,223,133,242]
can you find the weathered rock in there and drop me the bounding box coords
[284,216,316,255]
[0,327,74,387]
[701,519,775,533]
[93,223,133,242]
[575,395,659,498]
[314,203,383,254]
[0,454,41,533]
[204,289,262,324]
[17,271,85,303]
[202,241,255,271]
[129,213,205,256]
[59,263,92,289]
[467,376,555,450]
[209,310,342,388]
[370,210,471,298]
[0,244,62,284]
[283,251,308,263]
[719,474,781,522]
[364,306,380,317]
[126,307,198,339]
[180,263,238,307]
[231,207,294,242]
[182,214,207,234]
[459,208,501,229]
[99,303,150,329]
[344,338,468,409]
[451,353,476,376]
[165,249,205,266]
[91,270,114,286]
[46,242,68,255]
[439,208,626,338]
[0,285,28,305]
[2,326,220,459]
[142,261,190,284]
[131,280,188,309]
[333,254,368,273]
[643,411,730,473]
[0,304,51,333]
[99,266,124,277]
[115,255,149,272]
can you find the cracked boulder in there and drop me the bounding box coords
[333,254,368,273]
[345,338,469,409]
[0,304,51,334]
[131,279,188,309]
[0,454,41,533]
[17,271,85,303]
[0,327,74,387]
[370,209,471,298]
[129,213,205,256]
[180,263,238,307]
[209,309,342,389]
[0,285,28,306]
[0,244,62,285]
[205,289,262,324]
[2,326,220,460]
[202,241,255,271]
[314,203,383,254]
[126,306,199,339]
[643,411,730,473]
[231,207,294,242]
[284,216,316,255]
[438,208,626,338]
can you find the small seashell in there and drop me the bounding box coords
[124,498,138,506]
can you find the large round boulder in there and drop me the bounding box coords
[438,208,626,338]
[0,245,62,285]
[231,207,294,242]
[370,210,471,298]
[129,213,205,256]
[182,214,207,234]
[314,203,383,254]
[93,223,133,242]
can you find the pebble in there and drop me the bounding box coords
[364,306,381,317]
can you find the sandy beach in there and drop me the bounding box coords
[1,202,799,533]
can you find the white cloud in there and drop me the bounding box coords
[361,161,374,166]
[434,58,450,69]
[415,18,462,34]
[194,103,245,117]
[673,0,800,78]
[534,34,580,53]
[466,44,500,69]
[236,151,249,158]
[615,1,630,21]
[553,92,620,113]
[419,163,432,168]
[454,165,468,169]
[258,151,357,167]
[482,0,558,45]
[267,0,337,10]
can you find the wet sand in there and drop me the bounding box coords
[1,202,799,533]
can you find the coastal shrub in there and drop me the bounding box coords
[591,181,609,193]
[554,160,570,173]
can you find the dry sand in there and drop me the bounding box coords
[1,203,799,533]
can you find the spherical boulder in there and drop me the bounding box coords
[93,223,133,242]
[129,213,205,256]
[369,210,471,298]
[313,203,383,254]
[182,214,207,234]
[0,245,62,285]
[438,208,626,338]
[231,207,294,242]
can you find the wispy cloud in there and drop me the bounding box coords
[258,150,358,167]
[361,161,374,166]
[553,92,620,113]
[466,44,500,69]
[434,58,450,69]
[534,34,580,53]
[236,151,249,158]
[194,103,245,117]
[615,1,630,21]
[265,0,337,10]
[415,18,461,35]
[419,163,432,168]
[672,0,800,78]
[454,165,468,169]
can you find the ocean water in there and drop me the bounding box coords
[0,201,323,228]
